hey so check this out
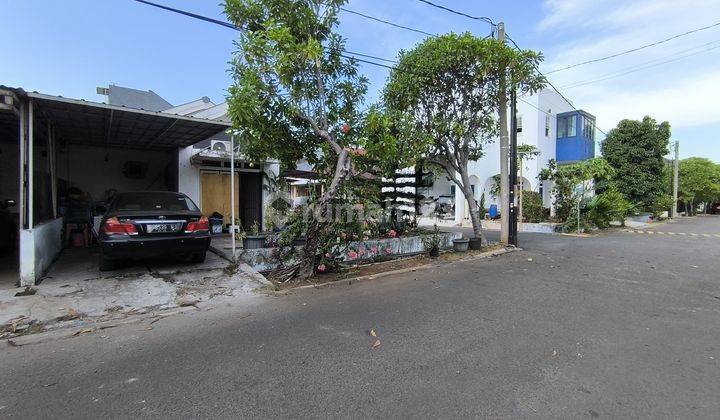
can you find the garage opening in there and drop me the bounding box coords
[0,87,231,286]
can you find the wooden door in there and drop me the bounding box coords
[200,172,239,226]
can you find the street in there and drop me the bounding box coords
[2,216,720,418]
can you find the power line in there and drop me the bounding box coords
[560,40,720,89]
[133,0,237,29]
[415,0,495,26]
[506,34,608,137]
[340,7,435,36]
[546,20,720,74]
[132,0,401,68]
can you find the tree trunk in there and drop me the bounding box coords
[297,149,352,279]
[459,169,488,246]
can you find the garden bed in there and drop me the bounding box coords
[269,243,507,291]
[239,231,461,272]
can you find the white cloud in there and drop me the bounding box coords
[539,0,720,132]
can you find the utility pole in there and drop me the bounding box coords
[497,22,510,245]
[509,83,518,246]
[672,140,679,217]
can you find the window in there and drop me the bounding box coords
[557,115,576,138]
[111,192,199,212]
[582,117,595,141]
[450,185,455,195]
[545,114,550,137]
[516,115,523,133]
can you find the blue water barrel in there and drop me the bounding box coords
[489,204,498,219]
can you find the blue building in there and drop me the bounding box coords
[556,110,596,163]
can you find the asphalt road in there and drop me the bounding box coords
[2,216,720,418]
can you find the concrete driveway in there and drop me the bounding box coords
[2,217,720,418]
[0,247,267,330]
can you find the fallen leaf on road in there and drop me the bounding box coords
[369,329,377,338]
[527,258,533,262]
[72,328,94,337]
[372,339,381,349]
[144,326,153,331]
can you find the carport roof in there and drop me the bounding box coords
[0,87,232,151]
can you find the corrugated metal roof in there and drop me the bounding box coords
[0,86,230,151]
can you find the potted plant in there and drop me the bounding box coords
[421,225,442,258]
[242,221,267,249]
[452,236,470,252]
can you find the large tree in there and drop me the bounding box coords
[678,157,720,215]
[601,116,671,211]
[383,33,544,244]
[225,0,368,278]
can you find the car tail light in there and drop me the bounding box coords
[185,216,210,233]
[102,217,138,236]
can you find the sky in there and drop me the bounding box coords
[2,0,719,161]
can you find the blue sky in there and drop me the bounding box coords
[2,0,719,161]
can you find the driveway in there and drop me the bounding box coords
[2,217,720,418]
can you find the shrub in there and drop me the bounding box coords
[522,191,547,223]
[585,187,634,229]
[648,194,674,218]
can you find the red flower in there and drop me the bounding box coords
[317,264,326,272]
[348,250,358,260]
[384,246,393,254]
[388,229,397,237]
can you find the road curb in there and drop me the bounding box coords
[278,246,520,293]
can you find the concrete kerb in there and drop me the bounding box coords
[276,246,520,294]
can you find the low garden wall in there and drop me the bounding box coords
[239,231,461,272]
[481,220,559,234]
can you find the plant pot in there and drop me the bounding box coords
[428,247,440,258]
[243,235,267,249]
[452,238,470,252]
[293,236,307,246]
[469,237,483,250]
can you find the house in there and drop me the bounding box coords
[0,83,277,286]
[97,85,279,232]
[420,88,597,222]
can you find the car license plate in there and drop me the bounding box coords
[146,223,181,233]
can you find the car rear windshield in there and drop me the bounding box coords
[111,193,199,212]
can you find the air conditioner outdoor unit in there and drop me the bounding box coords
[210,140,231,153]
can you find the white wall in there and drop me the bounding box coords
[56,144,174,201]
[178,146,200,205]
[19,217,63,285]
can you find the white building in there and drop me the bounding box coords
[421,89,597,223]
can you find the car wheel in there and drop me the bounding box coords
[99,254,115,271]
[191,251,206,263]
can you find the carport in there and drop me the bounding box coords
[0,86,232,286]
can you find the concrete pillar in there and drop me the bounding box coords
[453,179,464,224]
[19,100,36,286]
